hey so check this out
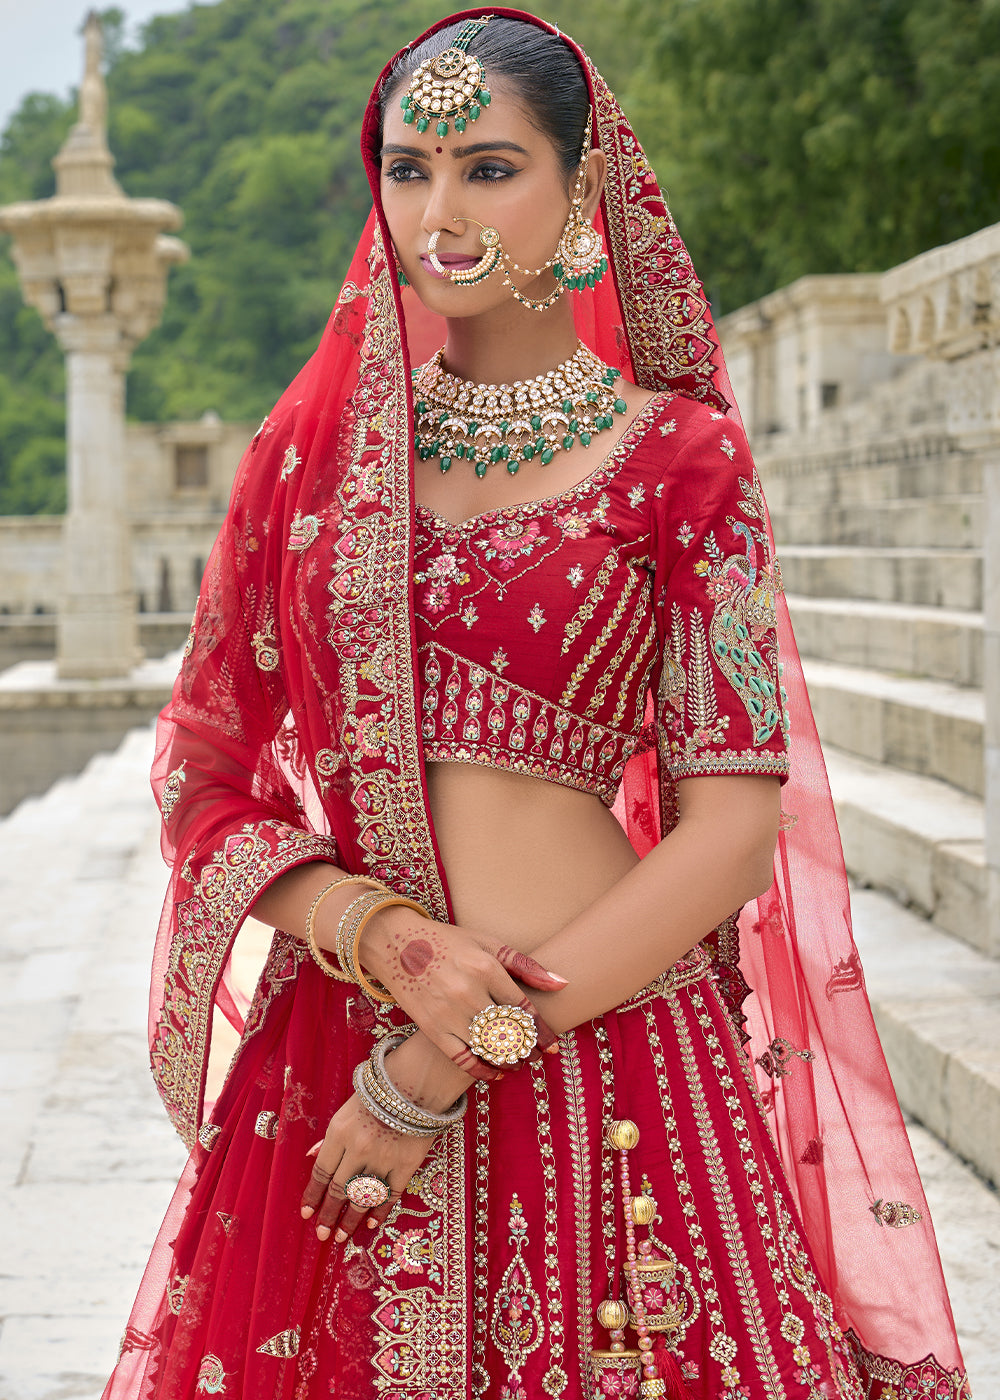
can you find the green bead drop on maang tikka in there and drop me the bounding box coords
[412,342,628,479]
[400,18,492,139]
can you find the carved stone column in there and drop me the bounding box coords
[0,12,188,679]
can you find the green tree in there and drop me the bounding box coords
[624,0,1000,312]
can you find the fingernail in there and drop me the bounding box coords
[316,1224,330,1240]
[334,1228,348,1243]
[367,1217,378,1229]
[548,973,569,985]
[301,1205,314,1220]
[306,1141,322,1157]
[545,1042,560,1054]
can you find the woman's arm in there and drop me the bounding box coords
[357,773,779,1110]
[521,773,780,1030]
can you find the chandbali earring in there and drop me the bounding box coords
[427,224,502,285]
[400,16,493,138]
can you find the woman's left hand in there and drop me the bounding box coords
[300,1091,436,1243]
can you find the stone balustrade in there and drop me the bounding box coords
[881,223,1000,364]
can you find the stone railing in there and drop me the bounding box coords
[881,223,1000,363]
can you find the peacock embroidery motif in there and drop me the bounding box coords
[695,469,787,748]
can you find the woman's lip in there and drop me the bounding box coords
[419,253,482,278]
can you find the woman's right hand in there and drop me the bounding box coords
[357,908,567,1081]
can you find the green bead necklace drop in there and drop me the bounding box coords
[412,343,628,480]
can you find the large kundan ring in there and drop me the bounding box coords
[344,1172,391,1210]
[467,1003,538,1066]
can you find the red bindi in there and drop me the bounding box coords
[436,145,443,153]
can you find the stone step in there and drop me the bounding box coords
[851,885,1000,1189]
[823,745,991,958]
[764,449,981,510]
[788,595,982,686]
[778,545,982,611]
[803,659,984,797]
[770,495,981,548]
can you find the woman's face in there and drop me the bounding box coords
[379,76,578,316]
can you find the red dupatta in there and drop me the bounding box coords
[147,9,968,1392]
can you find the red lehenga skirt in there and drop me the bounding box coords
[106,936,866,1400]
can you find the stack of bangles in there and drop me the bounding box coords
[355,1032,469,1136]
[304,874,430,1004]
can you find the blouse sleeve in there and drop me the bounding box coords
[649,406,790,785]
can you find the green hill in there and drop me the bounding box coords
[0,0,997,514]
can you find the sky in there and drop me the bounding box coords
[0,0,201,133]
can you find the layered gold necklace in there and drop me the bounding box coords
[412,341,628,478]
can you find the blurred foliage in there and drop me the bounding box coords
[624,0,1000,313]
[0,0,997,511]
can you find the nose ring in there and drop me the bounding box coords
[427,228,447,276]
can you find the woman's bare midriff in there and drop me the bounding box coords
[425,760,638,949]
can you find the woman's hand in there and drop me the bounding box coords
[358,910,566,1080]
[301,1091,436,1243]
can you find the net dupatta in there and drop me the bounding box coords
[145,6,967,1390]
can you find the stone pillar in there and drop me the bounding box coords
[980,347,1000,958]
[56,316,139,677]
[0,12,187,681]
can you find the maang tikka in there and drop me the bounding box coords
[401,17,493,137]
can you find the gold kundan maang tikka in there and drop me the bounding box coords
[401,16,493,137]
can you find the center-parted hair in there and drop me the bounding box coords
[380,17,590,174]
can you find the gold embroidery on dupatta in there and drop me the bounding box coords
[589,66,724,407]
[326,230,448,923]
[151,823,335,1146]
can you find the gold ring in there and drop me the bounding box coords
[467,1003,537,1066]
[344,1172,391,1210]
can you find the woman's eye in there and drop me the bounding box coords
[471,162,513,183]
[385,161,423,184]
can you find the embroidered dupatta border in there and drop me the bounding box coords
[150,820,339,1147]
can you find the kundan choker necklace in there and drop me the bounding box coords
[413,342,628,478]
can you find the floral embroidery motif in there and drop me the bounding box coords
[556,508,592,540]
[720,436,736,460]
[415,550,471,613]
[288,510,321,551]
[481,519,548,571]
[491,1195,544,1393]
[869,1199,923,1229]
[195,1355,228,1394]
[280,444,300,479]
[659,418,677,436]
[825,950,865,999]
[254,1110,278,1139]
[256,1326,301,1357]
[198,1123,221,1150]
[628,483,646,508]
[492,648,509,673]
[754,1038,816,1079]
[252,629,279,672]
[461,603,479,629]
[566,564,585,587]
[166,1273,188,1315]
[676,521,694,547]
[160,761,187,822]
[527,603,547,633]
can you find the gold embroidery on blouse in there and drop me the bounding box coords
[561,549,618,656]
[560,567,640,709]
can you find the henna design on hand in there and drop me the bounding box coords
[399,937,435,976]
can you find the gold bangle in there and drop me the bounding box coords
[352,896,430,1004]
[305,876,390,982]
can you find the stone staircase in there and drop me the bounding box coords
[759,382,1000,1188]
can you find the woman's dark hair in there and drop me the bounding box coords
[380,18,589,174]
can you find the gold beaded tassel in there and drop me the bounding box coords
[589,1120,689,1400]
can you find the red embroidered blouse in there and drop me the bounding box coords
[414,394,789,805]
